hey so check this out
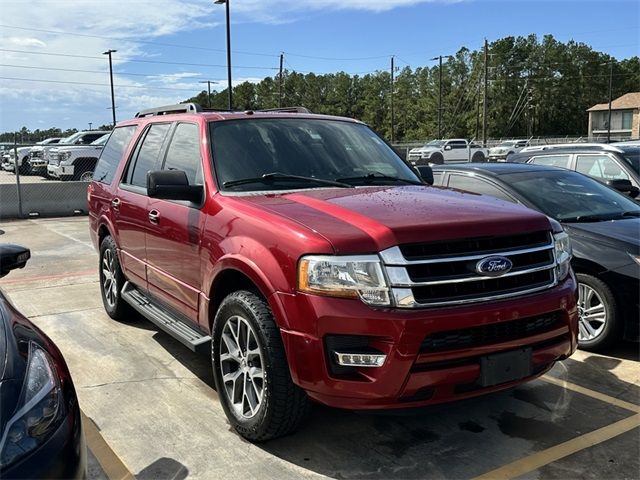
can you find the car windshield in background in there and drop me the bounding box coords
[504,170,640,222]
[60,132,83,144]
[498,141,517,147]
[211,118,420,191]
[619,146,640,173]
[426,140,445,147]
[91,135,109,146]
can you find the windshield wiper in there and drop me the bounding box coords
[336,172,423,185]
[621,210,640,217]
[561,212,639,223]
[223,172,353,189]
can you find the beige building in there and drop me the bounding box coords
[587,92,640,140]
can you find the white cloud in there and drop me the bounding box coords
[5,36,47,48]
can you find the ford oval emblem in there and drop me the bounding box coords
[476,256,513,277]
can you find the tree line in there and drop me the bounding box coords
[187,34,639,142]
[0,125,112,144]
[2,35,637,143]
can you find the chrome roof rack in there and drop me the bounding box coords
[135,103,204,118]
[257,106,311,113]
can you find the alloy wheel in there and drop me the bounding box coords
[80,171,93,181]
[219,315,265,419]
[102,249,118,308]
[577,282,607,341]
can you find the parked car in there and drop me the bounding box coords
[518,142,622,154]
[614,144,639,174]
[2,138,62,175]
[488,139,529,162]
[0,244,86,478]
[509,148,640,197]
[430,162,639,351]
[29,131,109,176]
[89,103,577,441]
[408,138,487,165]
[47,134,109,181]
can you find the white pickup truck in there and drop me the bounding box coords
[408,139,487,165]
[47,134,109,181]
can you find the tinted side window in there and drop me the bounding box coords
[449,141,467,149]
[129,123,171,187]
[163,123,203,185]
[93,126,137,185]
[81,133,105,144]
[448,174,516,202]
[575,154,629,181]
[432,171,445,186]
[529,154,571,168]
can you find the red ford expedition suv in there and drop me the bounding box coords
[88,103,578,441]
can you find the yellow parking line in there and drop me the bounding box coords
[82,411,136,480]
[540,375,640,413]
[473,414,640,480]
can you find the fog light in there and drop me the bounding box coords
[334,352,386,367]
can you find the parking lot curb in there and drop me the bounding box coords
[82,411,136,480]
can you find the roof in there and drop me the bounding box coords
[431,162,563,176]
[587,92,640,112]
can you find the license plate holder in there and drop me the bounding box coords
[480,348,532,387]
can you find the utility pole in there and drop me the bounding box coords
[200,80,212,107]
[482,38,488,147]
[279,53,284,108]
[390,56,395,143]
[103,49,117,127]
[475,75,481,140]
[607,59,613,143]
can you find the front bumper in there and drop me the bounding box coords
[28,159,48,171]
[48,164,74,178]
[1,401,86,480]
[275,274,578,409]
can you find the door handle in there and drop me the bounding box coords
[111,198,121,209]
[148,210,160,224]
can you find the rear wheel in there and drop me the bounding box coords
[576,273,621,351]
[99,236,134,320]
[212,290,310,442]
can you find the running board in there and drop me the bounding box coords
[121,281,211,354]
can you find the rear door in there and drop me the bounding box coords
[145,122,206,323]
[113,122,172,289]
[445,140,469,162]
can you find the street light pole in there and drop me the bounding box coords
[215,0,233,110]
[607,59,613,143]
[390,56,395,143]
[430,56,444,139]
[103,49,117,126]
[88,122,92,131]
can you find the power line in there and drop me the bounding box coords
[0,24,279,58]
[0,76,199,92]
[0,48,278,70]
[284,51,391,61]
[0,63,202,79]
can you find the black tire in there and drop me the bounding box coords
[18,157,31,175]
[576,273,621,351]
[472,152,486,162]
[430,152,444,165]
[212,290,310,442]
[99,236,134,321]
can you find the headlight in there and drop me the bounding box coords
[628,253,640,266]
[298,255,390,306]
[0,343,65,468]
[59,151,72,162]
[553,232,572,281]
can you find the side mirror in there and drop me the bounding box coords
[606,179,638,197]
[0,244,31,278]
[147,170,203,203]
[444,145,452,151]
[416,165,434,185]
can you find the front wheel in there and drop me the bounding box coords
[472,152,486,162]
[212,290,310,442]
[576,273,621,351]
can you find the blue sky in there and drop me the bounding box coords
[0,0,638,132]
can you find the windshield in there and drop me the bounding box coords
[210,118,420,191]
[60,132,83,144]
[498,141,517,147]
[91,134,109,146]
[619,146,639,173]
[504,170,640,222]
[425,140,445,147]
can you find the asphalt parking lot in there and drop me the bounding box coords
[0,169,51,184]
[0,217,638,480]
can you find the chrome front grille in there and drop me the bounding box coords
[381,231,557,308]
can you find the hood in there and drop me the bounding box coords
[564,218,640,252]
[410,146,440,153]
[57,145,103,153]
[238,186,551,253]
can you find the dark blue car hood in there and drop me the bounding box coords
[564,217,640,251]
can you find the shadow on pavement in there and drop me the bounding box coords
[137,457,189,480]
